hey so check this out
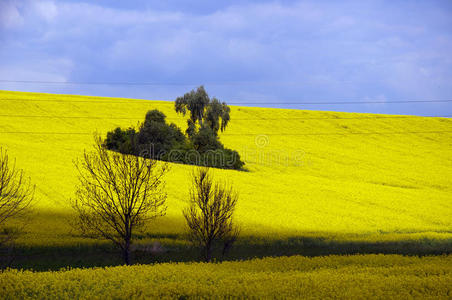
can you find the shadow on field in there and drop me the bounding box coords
[1,213,451,271]
[2,233,451,271]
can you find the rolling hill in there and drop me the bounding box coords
[0,90,451,246]
[1,90,451,298]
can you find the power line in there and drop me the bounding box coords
[0,130,451,136]
[0,131,93,135]
[0,97,161,104]
[1,97,452,105]
[0,79,315,87]
[0,79,197,86]
[0,80,364,86]
[223,130,452,136]
[244,100,452,105]
[0,114,450,120]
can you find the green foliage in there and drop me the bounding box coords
[104,111,244,170]
[175,86,210,128]
[175,86,231,135]
[185,119,196,138]
[104,127,137,155]
[205,98,230,133]
[185,127,244,169]
[218,148,244,170]
[105,96,244,170]
[191,126,223,153]
[137,111,186,157]
[171,86,243,169]
[144,109,166,124]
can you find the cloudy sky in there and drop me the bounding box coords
[1,0,451,115]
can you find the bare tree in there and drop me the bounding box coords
[72,135,168,265]
[183,168,239,262]
[0,147,34,246]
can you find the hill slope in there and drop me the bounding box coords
[0,90,451,246]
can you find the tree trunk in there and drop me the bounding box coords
[204,242,212,262]
[222,241,230,256]
[198,111,203,127]
[122,247,130,265]
[123,239,131,265]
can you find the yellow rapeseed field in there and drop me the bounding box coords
[1,254,451,299]
[0,90,451,245]
[1,90,451,297]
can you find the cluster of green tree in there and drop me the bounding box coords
[104,86,244,170]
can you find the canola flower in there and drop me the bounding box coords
[0,90,451,246]
[1,254,451,299]
[1,91,451,299]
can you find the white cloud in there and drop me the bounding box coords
[0,58,73,81]
[0,0,24,29]
[55,2,182,26]
[31,0,58,22]
[0,0,451,114]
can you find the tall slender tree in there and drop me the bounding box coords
[175,86,210,127]
[205,98,231,134]
[175,86,231,135]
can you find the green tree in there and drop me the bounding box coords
[104,99,244,169]
[205,98,230,134]
[191,126,223,153]
[137,110,186,158]
[104,127,137,155]
[144,109,166,124]
[175,86,231,135]
[175,86,210,128]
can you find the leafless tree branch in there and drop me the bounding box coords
[183,168,239,262]
[0,147,34,248]
[72,135,168,265]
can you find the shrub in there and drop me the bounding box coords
[104,106,245,170]
[191,126,223,153]
[144,109,166,124]
[104,127,137,155]
[137,115,186,158]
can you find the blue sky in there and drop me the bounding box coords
[1,0,451,115]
